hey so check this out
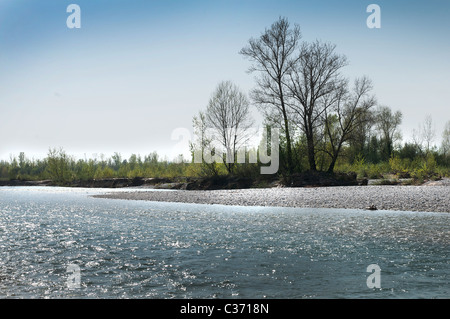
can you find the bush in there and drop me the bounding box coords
[410,154,439,182]
[46,148,74,184]
[366,164,384,179]
[94,167,115,179]
[234,162,261,179]
[389,156,411,178]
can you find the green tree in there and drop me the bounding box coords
[440,121,450,165]
[375,106,402,161]
[190,111,220,177]
[8,156,19,180]
[46,148,73,184]
[322,77,376,173]
[287,40,348,172]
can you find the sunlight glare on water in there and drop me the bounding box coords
[0,187,448,298]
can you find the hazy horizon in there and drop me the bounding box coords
[1,0,449,161]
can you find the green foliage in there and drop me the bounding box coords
[410,153,439,182]
[389,156,411,178]
[398,143,421,161]
[351,154,366,178]
[46,148,74,184]
[0,149,199,183]
[0,140,448,185]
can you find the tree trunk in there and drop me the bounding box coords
[282,112,293,174]
[279,84,294,175]
[306,134,317,171]
[327,142,343,173]
[327,155,338,173]
[305,117,317,171]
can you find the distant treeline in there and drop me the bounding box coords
[0,134,449,186]
[0,149,194,184]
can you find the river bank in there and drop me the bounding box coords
[0,171,402,189]
[0,172,359,189]
[93,180,450,213]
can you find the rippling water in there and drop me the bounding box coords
[0,187,448,299]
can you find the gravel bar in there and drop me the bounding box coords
[93,182,450,213]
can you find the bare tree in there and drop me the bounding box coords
[417,115,436,154]
[203,81,254,174]
[375,105,403,159]
[240,17,301,174]
[323,77,376,172]
[412,115,436,156]
[286,40,348,171]
[190,111,219,176]
[423,115,436,153]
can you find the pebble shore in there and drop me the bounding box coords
[94,179,450,213]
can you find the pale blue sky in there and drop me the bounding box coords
[1,0,449,160]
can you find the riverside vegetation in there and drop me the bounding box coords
[0,139,448,189]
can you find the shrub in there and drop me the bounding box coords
[389,156,411,178]
[46,148,74,184]
[410,154,439,182]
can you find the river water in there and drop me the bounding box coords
[0,187,448,299]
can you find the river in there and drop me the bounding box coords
[0,187,448,298]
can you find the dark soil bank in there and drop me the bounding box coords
[0,172,363,190]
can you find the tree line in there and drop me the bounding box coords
[0,150,194,184]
